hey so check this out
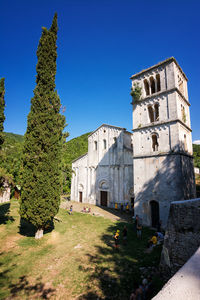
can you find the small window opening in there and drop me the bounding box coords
[144,79,150,96]
[154,103,159,121]
[184,134,187,152]
[94,141,97,150]
[114,137,117,143]
[148,106,154,123]
[182,105,186,123]
[150,77,156,94]
[152,134,159,151]
[103,139,106,149]
[156,74,161,92]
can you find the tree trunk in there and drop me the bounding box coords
[35,228,44,239]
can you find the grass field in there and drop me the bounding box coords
[0,199,163,299]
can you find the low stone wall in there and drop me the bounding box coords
[153,247,200,300]
[160,198,200,277]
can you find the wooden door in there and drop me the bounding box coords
[150,200,159,228]
[79,192,83,203]
[100,191,107,207]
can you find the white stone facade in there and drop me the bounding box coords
[71,124,133,208]
[130,57,196,228]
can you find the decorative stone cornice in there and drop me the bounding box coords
[132,118,192,133]
[133,151,193,159]
[131,87,190,107]
[130,57,188,81]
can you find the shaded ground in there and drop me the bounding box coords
[61,199,133,222]
[0,199,163,299]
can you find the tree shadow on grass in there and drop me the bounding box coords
[78,222,163,300]
[19,218,55,237]
[8,276,56,299]
[0,203,15,225]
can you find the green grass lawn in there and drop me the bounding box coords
[0,199,163,299]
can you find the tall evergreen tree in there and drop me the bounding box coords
[0,78,5,150]
[20,14,66,239]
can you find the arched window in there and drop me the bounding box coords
[156,74,161,92]
[152,134,159,151]
[184,134,188,152]
[103,139,106,149]
[150,77,156,94]
[182,105,186,123]
[148,106,154,122]
[144,79,150,96]
[113,137,117,143]
[154,103,159,121]
[94,141,97,150]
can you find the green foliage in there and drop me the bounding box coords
[20,13,66,230]
[0,133,24,185]
[62,132,91,193]
[130,83,142,103]
[0,78,5,150]
[193,144,200,168]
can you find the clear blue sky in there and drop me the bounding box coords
[0,0,200,142]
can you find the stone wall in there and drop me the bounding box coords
[153,246,200,300]
[160,198,200,277]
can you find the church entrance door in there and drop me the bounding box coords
[100,191,108,207]
[79,192,83,203]
[150,200,159,228]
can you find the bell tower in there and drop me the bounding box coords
[130,57,196,228]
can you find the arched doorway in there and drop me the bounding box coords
[150,200,159,228]
[99,180,109,207]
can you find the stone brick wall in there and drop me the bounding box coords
[160,198,200,277]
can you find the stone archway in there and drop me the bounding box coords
[99,180,109,207]
[150,200,160,228]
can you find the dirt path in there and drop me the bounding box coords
[60,199,132,223]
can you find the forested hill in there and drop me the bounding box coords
[63,132,91,166]
[1,132,200,189]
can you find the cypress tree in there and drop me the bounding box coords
[20,14,66,239]
[0,78,5,150]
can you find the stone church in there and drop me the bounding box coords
[70,124,134,208]
[71,57,196,228]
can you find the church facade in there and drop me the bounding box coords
[71,57,196,228]
[70,124,134,208]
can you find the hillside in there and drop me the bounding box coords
[63,132,91,165]
[193,144,200,169]
[0,132,24,184]
[1,131,200,193]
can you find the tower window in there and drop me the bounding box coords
[156,74,161,92]
[181,105,186,123]
[152,134,159,151]
[154,103,159,121]
[144,79,150,96]
[103,139,106,149]
[178,75,184,95]
[148,106,154,123]
[113,137,117,143]
[94,141,97,150]
[184,134,188,152]
[150,77,156,94]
